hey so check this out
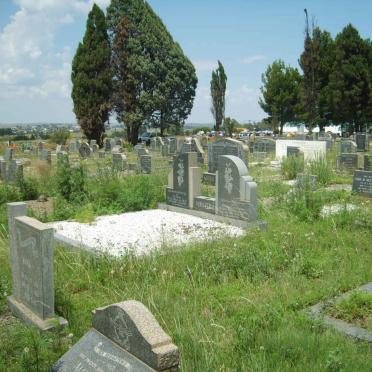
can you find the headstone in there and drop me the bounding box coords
[208,138,248,173]
[355,133,369,152]
[161,144,170,157]
[7,160,23,182]
[215,155,257,222]
[37,142,44,155]
[191,138,205,165]
[68,140,79,153]
[337,153,359,172]
[112,153,127,171]
[133,144,145,154]
[53,300,179,371]
[0,158,7,180]
[340,140,357,154]
[364,154,372,171]
[56,145,62,153]
[276,140,326,161]
[98,150,106,159]
[140,155,153,174]
[168,137,177,154]
[112,145,123,154]
[90,140,97,147]
[352,170,372,197]
[79,143,92,158]
[287,146,301,157]
[166,152,201,209]
[4,147,13,161]
[105,139,112,152]
[7,203,67,330]
[40,149,52,164]
[150,137,158,151]
[91,144,99,153]
[202,172,216,186]
[253,138,276,153]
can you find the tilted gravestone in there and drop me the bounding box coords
[208,138,248,173]
[140,155,153,174]
[79,143,92,158]
[166,152,201,209]
[112,153,127,171]
[215,155,257,222]
[352,170,372,197]
[7,203,67,330]
[340,140,357,154]
[53,300,179,371]
[337,153,359,172]
[355,133,369,152]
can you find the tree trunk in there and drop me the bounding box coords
[280,122,284,135]
[130,125,139,145]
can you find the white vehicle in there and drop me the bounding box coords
[239,131,249,139]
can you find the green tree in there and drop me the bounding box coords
[259,60,301,135]
[299,11,335,133]
[224,117,238,137]
[71,4,112,146]
[328,24,372,133]
[210,61,227,131]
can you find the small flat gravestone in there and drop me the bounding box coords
[352,170,372,197]
[53,300,179,371]
[7,203,67,330]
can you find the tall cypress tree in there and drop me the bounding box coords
[210,61,227,132]
[71,4,112,146]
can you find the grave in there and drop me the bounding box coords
[0,158,7,180]
[112,145,123,154]
[105,139,112,152]
[40,149,52,164]
[355,133,369,152]
[68,140,79,153]
[202,172,216,186]
[53,300,179,371]
[79,143,92,158]
[191,137,205,165]
[337,153,359,172]
[91,144,99,153]
[4,147,13,161]
[139,155,153,174]
[352,170,372,197]
[252,138,276,153]
[166,152,200,209]
[7,160,23,182]
[287,146,301,157]
[276,140,326,161]
[98,150,106,159]
[208,138,248,173]
[364,154,372,171]
[112,153,128,171]
[7,202,67,330]
[340,140,357,154]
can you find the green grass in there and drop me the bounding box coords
[327,291,372,332]
[0,190,371,370]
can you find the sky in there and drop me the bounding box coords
[0,1,372,125]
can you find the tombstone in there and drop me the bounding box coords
[105,139,112,152]
[287,146,301,157]
[7,160,23,183]
[166,152,201,209]
[355,133,369,152]
[364,154,372,171]
[208,138,248,173]
[56,145,62,153]
[7,203,68,330]
[191,138,205,165]
[115,138,123,146]
[133,144,145,154]
[98,150,106,159]
[180,141,192,154]
[161,144,170,157]
[40,149,52,164]
[112,153,127,171]
[0,158,7,180]
[253,138,276,153]
[79,143,92,158]
[352,170,372,197]
[215,155,257,222]
[137,147,149,157]
[140,155,153,174]
[202,172,216,186]
[150,137,158,151]
[91,144,99,154]
[337,153,359,172]
[276,140,326,161]
[112,145,123,154]
[37,142,44,155]
[168,137,177,154]
[90,139,97,147]
[340,140,357,154]
[296,173,318,189]
[4,147,13,161]
[53,300,179,371]
[68,140,79,153]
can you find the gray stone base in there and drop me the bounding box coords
[158,203,268,230]
[307,282,372,343]
[8,296,68,331]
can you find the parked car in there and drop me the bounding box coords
[138,132,156,145]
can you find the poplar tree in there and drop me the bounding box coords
[71,4,112,146]
[210,61,227,131]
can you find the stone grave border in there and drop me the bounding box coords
[307,282,372,343]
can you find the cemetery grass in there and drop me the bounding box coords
[0,194,371,370]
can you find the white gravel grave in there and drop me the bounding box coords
[51,209,245,257]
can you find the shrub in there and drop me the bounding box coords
[16,177,39,200]
[308,155,333,185]
[49,129,70,145]
[281,155,304,180]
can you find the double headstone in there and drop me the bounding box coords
[7,203,68,330]
[53,300,179,371]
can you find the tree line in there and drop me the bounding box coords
[71,1,197,145]
[260,10,372,135]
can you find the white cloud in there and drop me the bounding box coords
[0,0,110,121]
[193,60,217,73]
[241,55,266,64]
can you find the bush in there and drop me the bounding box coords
[281,155,305,180]
[49,129,69,145]
[308,155,333,185]
[16,177,39,200]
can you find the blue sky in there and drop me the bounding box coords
[0,0,371,124]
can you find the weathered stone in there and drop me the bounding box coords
[337,153,358,172]
[340,140,357,154]
[140,155,153,174]
[352,170,372,197]
[53,300,179,371]
[112,153,127,171]
[193,196,216,214]
[355,133,369,152]
[40,149,52,164]
[7,160,23,182]
[98,150,106,159]
[112,145,123,154]
[202,172,216,186]
[91,144,99,153]
[276,140,326,161]
[7,208,67,330]
[79,143,92,158]
[4,147,13,161]
[252,138,276,153]
[364,154,372,171]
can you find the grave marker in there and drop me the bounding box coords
[352,170,372,197]
[340,140,357,154]
[53,300,179,371]
[79,143,92,158]
[355,133,369,152]
[337,153,359,172]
